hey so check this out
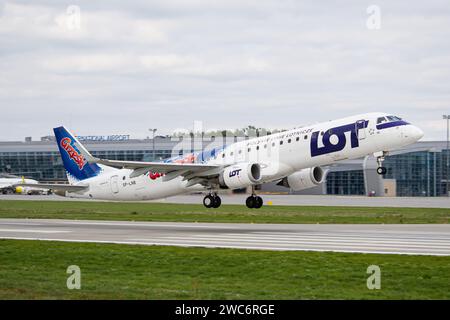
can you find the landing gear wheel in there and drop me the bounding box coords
[212,195,221,208]
[246,196,256,209]
[375,152,388,175]
[203,195,214,208]
[254,196,263,209]
[246,195,263,209]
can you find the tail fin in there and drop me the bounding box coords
[53,126,101,183]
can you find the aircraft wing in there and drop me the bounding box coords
[95,158,222,180]
[81,149,224,182]
[13,183,88,192]
[77,142,225,184]
[0,183,13,189]
[95,158,219,172]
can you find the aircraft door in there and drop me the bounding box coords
[110,175,119,194]
[356,120,367,140]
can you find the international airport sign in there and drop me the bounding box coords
[76,135,130,142]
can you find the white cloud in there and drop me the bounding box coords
[140,54,189,70]
[0,0,449,140]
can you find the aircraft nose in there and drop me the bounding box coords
[412,126,424,140]
[405,125,424,142]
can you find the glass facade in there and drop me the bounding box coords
[0,148,173,181]
[326,170,365,195]
[383,150,449,197]
[1,139,449,197]
[0,151,65,181]
[325,148,450,197]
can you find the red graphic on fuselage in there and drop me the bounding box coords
[60,137,85,170]
[149,172,163,180]
[148,153,196,180]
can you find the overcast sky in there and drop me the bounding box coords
[1,0,449,141]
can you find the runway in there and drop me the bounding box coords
[2,194,450,208]
[0,219,449,256]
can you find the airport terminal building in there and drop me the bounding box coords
[0,136,449,197]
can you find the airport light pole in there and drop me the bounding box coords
[149,128,157,161]
[443,115,450,196]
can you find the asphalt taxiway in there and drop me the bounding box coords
[0,219,449,256]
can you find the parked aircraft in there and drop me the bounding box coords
[1,174,39,194]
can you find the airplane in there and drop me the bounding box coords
[0,174,39,195]
[16,112,424,208]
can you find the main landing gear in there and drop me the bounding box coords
[203,193,221,208]
[375,151,388,175]
[246,186,263,209]
[203,190,264,209]
[246,195,263,209]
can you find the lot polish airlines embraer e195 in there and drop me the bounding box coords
[17,113,424,209]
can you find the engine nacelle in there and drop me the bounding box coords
[15,186,24,194]
[219,163,262,189]
[278,167,326,191]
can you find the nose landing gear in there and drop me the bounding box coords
[376,166,387,175]
[203,193,221,208]
[375,151,388,175]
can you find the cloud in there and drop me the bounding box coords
[0,0,449,140]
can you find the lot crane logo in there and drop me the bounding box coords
[60,137,86,170]
[310,121,368,157]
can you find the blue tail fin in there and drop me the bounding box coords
[53,126,101,182]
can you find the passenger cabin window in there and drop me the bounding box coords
[288,139,291,143]
[296,137,300,141]
[280,140,283,145]
[272,142,275,147]
[248,148,251,152]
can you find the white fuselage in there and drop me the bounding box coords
[65,112,423,201]
[0,178,38,193]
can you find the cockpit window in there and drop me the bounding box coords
[377,117,387,124]
[387,115,402,121]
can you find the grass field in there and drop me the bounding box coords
[0,200,449,224]
[0,239,449,299]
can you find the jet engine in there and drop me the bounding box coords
[219,163,262,189]
[277,167,326,191]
